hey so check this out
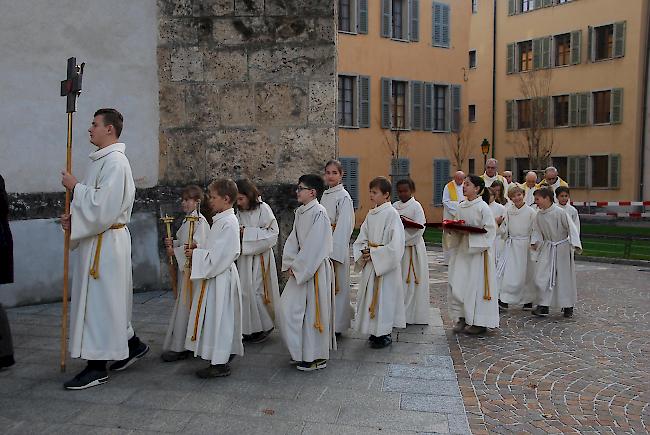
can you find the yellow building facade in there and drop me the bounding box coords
[337,0,650,224]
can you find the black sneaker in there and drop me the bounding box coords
[522,303,533,311]
[63,366,108,390]
[335,332,342,338]
[370,334,392,349]
[296,359,327,372]
[532,305,549,317]
[563,307,574,318]
[109,341,150,372]
[498,300,509,310]
[196,364,231,378]
[368,335,378,343]
[248,330,271,344]
[161,350,191,362]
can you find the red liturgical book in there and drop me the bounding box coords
[400,215,425,229]
[428,220,488,234]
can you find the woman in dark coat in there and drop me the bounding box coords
[0,174,15,368]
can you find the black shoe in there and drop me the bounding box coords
[532,305,549,317]
[161,350,191,362]
[368,335,378,343]
[0,354,15,369]
[196,364,231,378]
[563,307,574,318]
[498,300,508,309]
[464,325,487,335]
[370,334,392,349]
[63,366,108,390]
[109,341,150,372]
[248,330,271,344]
[335,332,342,338]
[296,359,327,372]
[452,317,466,333]
[522,303,533,311]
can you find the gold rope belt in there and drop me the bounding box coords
[191,279,208,341]
[89,224,126,279]
[406,245,419,285]
[367,242,383,319]
[483,250,492,301]
[313,270,324,333]
[330,223,340,295]
[259,253,271,305]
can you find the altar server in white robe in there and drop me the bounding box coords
[447,175,499,335]
[556,186,581,238]
[162,185,209,362]
[60,108,149,390]
[531,187,582,318]
[321,160,355,335]
[353,177,406,349]
[280,174,336,372]
[185,179,243,378]
[393,179,430,325]
[497,185,537,310]
[235,178,280,344]
[442,171,465,264]
[488,187,507,268]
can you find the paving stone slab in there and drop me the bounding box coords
[383,376,460,396]
[72,404,194,432]
[400,393,466,414]
[388,363,457,381]
[336,406,449,433]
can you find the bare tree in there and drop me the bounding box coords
[377,115,411,186]
[509,68,555,171]
[445,120,473,171]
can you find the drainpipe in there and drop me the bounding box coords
[640,3,650,201]
[491,0,497,158]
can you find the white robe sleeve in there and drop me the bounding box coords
[563,211,583,254]
[403,202,426,246]
[352,219,369,268]
[241,205,279,256]
[70,159,127,240]
[281,216,300,273]
[370,214,405,277]
[287,210,333,286]
[193,216,210,248]
[467,205,497,254]
[331,195,355,264]
[442,185,458,215]
[190,221,240,280]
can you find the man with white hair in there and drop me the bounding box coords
[522,171,539,206]
[537,166,568,199]
[442,171,466,264]
[481,158,509,192]
[503,171,513,185]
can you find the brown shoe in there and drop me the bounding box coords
[464,325,487,335]
[196,364,231,378]
[452,317,467,333]
[161,350,191,362]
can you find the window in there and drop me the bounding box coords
[593,90,611,124]
[517,99,531,129]
[432,2,450,48]
[472,0,478,14]
[520,0,534,13]
[518,40,533,72]
[468,158,475,175]
[338,75,370,128]
[469,50,477,68]
[469,104,476,122]
[338,76,355,127]
[594,25,613,61]
[551,157,568,181]
[392,81,407,129]
[339,0,368,34]
[590,155,609,188]
[553,95,569,127]
[554,33,571,66]
[433,84,448,131]
[569,154,620,189]
[381,0,417,41]
[339,0,353,32]
[392,0,405,39]
[340,157,360,207]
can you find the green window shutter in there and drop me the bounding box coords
[441,3,450,48]
[424,83,433,131]
[537,98,550,129]
[358,0,368,34]
[433,159,451,205]
[567,156,577,186]
[508,0,516,15]
[450,84,461,132]
[381,0,392,38]
[506,100,514,131]
[432,3,442,46]
[381,78,391,129]
[569,93,578,126]
[542,36,551,69]
[587,26,596,62]
[614,21,626,58]
[577,156,587,188]
[578,92,590,126]
[543,0,553,7]
[340,157,360,208]
[611,88,623,124]
[505,158,513,171]
[409,0,419,42]
[358,76,371,128]
[391,158,411,200]
[533,38,542,70]
[570,30,582,65]
[609,154,621,189]
[411,81,423,130]
[507,43,515,74]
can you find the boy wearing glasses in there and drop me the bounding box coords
[279,174,336,371]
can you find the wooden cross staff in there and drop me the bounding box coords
[60,57,84,372]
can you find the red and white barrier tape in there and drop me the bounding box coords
[571,201,650,207]
[588,212,650,218]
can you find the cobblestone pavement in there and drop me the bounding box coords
[427,248,650,434]
[1,263,470,434]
